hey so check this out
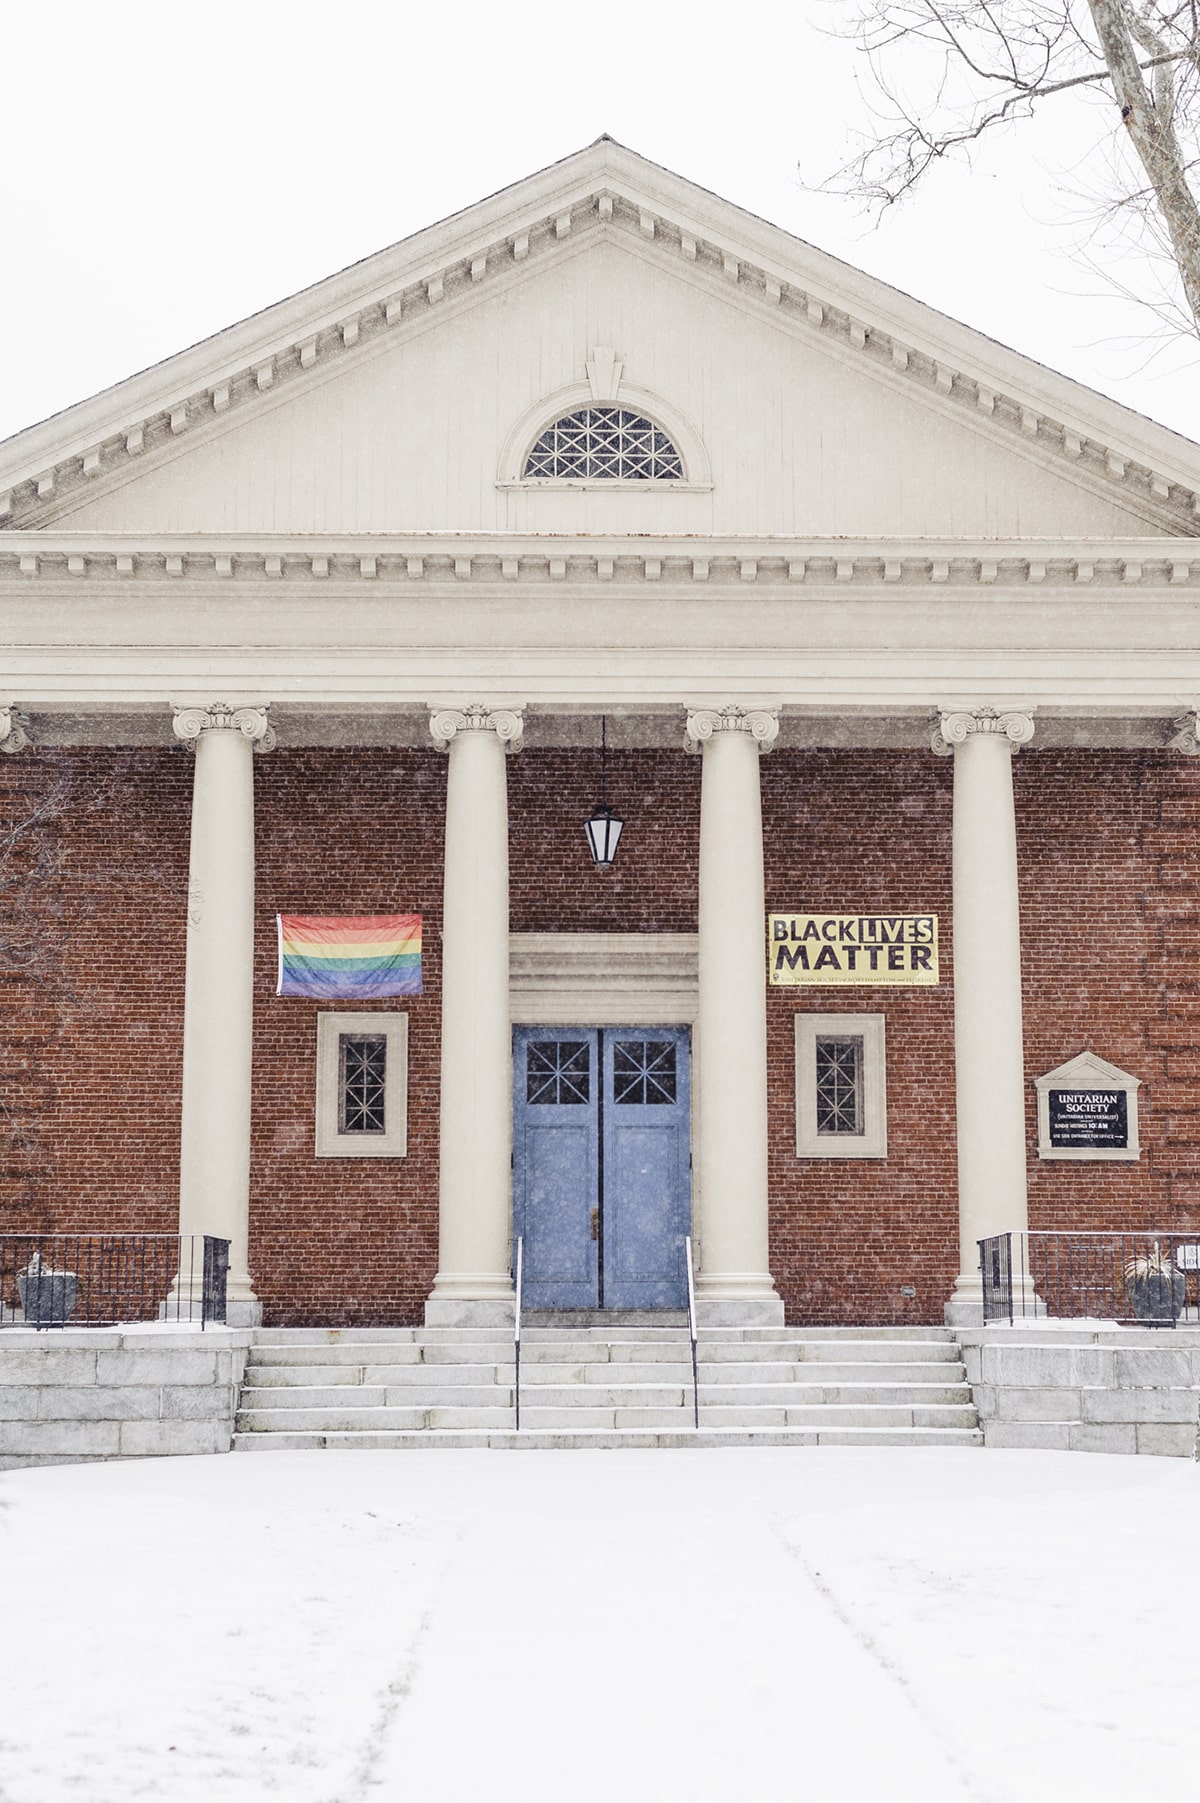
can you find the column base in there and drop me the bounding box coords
[223,1297,264,1328]
[167,1279,261,1328]
[425,1272,516,1328]
[944,1271,1043,1329]
[425,1298,517,1328]
[695,1275,784,1327]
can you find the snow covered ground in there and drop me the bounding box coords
[1,1447,1196,1802]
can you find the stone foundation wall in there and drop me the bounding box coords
[0,1328,252,1468]
[962,1326,1200,1457]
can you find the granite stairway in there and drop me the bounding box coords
[232,1322,982,1449]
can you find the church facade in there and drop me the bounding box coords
[2,139,1200,1330]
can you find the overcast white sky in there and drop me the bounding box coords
[3,0,1198,445]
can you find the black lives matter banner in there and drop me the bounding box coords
[768,914,939,987]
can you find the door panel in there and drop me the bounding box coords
[602,1029,691,1310]
[512,1027,598,1308]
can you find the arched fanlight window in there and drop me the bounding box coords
[523,406,684,481]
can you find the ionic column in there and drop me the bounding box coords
[686,706,784,1325]
[172,704,275,1324]
[427,705,524,1324]
[933,707,1034,1323]
[0,708,30,754]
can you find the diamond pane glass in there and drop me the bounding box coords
[527,1041,591,1105]
[815,1036,863,1136]
[613,1041,677,1105]
[339,1035,387,1134]
[523,407,684,481]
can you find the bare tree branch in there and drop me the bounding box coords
[815,0,1200,338]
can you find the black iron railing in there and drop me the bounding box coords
[980,1231,1200,1328]
[0,1234,230,1330]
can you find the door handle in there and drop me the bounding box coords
[590,1208,599,1241]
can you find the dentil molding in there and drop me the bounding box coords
[172,704,277,753]
[6,542,1200,587]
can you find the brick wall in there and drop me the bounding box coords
[0,749,189,1240]
[764,750,958,1325]
[509,748,700,933]
[6,742,1198,1328]
[1017,751,1172,1235]
[251,750,445,1325]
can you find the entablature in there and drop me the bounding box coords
[6,702,1200,753]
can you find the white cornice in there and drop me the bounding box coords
[2,140,1200,537]
[3,533,1200,590]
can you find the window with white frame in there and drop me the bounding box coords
[794,1013,887,1158]
[315,1012,408,1158]
[523,407,683,481]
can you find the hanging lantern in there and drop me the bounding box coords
[584,716,624,873]
[584,803,624,872]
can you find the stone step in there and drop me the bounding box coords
[698,1360,965,1385]
[239,1378,974,1414]
[522,1310,689,1327]
[698,1326,957,1342]
[516,1361,693,1385]
[250,1327,951,1341]
[239,1384,513,1410]
[695,1403,979,1429]
[233,1425,983,1452]
[244,1345,962,1380]
[247,1343,513,1367]
[518,1341,693,1364]
[235,1324,979,1452]
[236,1406,517,1433]
[516,1339,958,1365]
[517,1407,699,1430]
[249,1324,957,1349]
[245,1360,514,1386]
[244,1364,380,1387]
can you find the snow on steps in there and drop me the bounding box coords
[233,1324,982,1450]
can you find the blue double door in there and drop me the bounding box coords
[512,1025,692,1310]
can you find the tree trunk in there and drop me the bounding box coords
[1086,0,1200,329]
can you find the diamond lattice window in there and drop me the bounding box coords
[523,407,683,481]
[527,1041,591,1105]
[814,1036,864,1136]
[339,1035,387,1134]
[613,1041,677,1105]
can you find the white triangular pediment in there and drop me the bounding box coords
[4,138,1200,539]
[1034,1051,1141,1092]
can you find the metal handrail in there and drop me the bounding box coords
[685,1234,699,1429]
[979,1228,1200,1327]
[513,1235,524,1430]
[0,1233,230,1330]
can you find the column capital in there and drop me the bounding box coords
[685,706,779,755]
[172,704,276,754]
[1167,711,1200,755]
[0,708,30,755]
[429,704,524,754]
[931,707,1035,757]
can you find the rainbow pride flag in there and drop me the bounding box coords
[276,914,423,999]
